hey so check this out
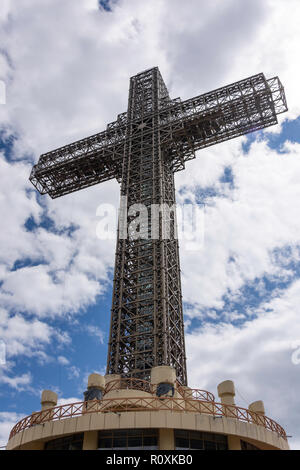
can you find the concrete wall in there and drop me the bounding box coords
[7,410,289,451]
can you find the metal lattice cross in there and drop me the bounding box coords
[30,67,287,384]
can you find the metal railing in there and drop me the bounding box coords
[103,377,215,403]
[9,395,286,441]
[176,382,215,402]
[104,377,153,395]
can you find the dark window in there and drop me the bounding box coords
[144,436,157,447]
[45,433,84,450]
[128,437,142,448]
[98,429,158,450]
[217,442,228,450]
[241,439,261,450]
[190,439,203,449]
[176,437,189,449]
[204,440,217,450]
[99,437,112,449]
[114,437,127,448]
[175,430,228,450]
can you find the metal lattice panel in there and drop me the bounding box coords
[107,68,186,383]
[29,67,287,385]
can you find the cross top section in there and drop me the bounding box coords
[29,67,287,384]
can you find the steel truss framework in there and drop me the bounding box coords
[30,67,287,385]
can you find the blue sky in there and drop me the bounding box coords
[1,0,300,449]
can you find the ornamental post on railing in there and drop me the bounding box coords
[83,373,105,412]
[151,366,176,397]
[248,400,266,427]
[217,380,236,418]
[151,366,179,410]
[40,390,58,421]
[151,366,177,449]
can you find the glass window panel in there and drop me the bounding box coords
[128,437,142,447]
[190,439,203,449]
[215,434,227,443]
[176,438,189,448]
[190,430,203,440]
[175,429,228,450]
[113,438,127,448]
[143,429,157,436]
[143,436,157,447]
[99,438,113,448]
[100,432,113,438]
[98,429,158,450]
[113,430,126,437]
[204,441,217,450]
[217,442,228,450]
[45,433,83,450]
[69,442,82,450]
[240,440,260,450]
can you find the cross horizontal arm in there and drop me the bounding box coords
[29,114,127,198]
[159,73,287,172]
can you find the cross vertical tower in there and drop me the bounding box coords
[29,67,287,387]
[108,68,186,384]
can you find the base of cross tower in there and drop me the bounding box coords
[6,366,289,451]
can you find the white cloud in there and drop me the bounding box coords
[0,154,117,318]
[0,308,55,358]
[0,308,70,390]
[57,356,70,366]
[67,365,80,380]
[57,396,81,406]
[0,412,25,449]
[179,140,300,310]
[0,1,11,23]
[1,265,101,317]
[85,325,105,344]
[0,369,31,391]
[186,279,300,449]
[0,154,41,268]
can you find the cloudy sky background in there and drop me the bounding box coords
[0,0,300,449]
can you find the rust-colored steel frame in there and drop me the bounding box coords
[29,71,287,199]
[29,67,287,385]
[107,68,187,384]
[9,396,287,441]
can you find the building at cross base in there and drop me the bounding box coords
[7,365,289,451]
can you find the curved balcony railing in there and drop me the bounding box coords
[104,378,153,395]
[9,395,287,441]
[103,377,215,402]
[176,382,215,402]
